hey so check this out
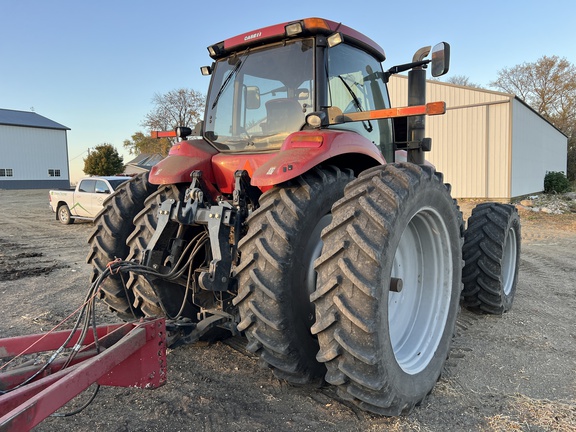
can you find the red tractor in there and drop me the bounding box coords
[88,18,520,415]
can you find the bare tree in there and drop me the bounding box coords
[142,88,206,132]
[491,56,576,120]
[444,75,482,88]
[491,56,576,180]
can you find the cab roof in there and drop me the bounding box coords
[209,17,386,62]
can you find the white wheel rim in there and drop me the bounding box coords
[502,226,518,295]
[388,207,452,375]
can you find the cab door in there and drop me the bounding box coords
[325,43,394,162]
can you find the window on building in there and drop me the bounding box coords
[0,169,5,177]
[6,169,13,177]
[49,169,54,176]
[48,169,61,177]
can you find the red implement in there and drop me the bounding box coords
[0,318,166,431]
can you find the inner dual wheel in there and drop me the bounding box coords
[234,166,353,384]
[86,173,157,320]
[462,202,521,314]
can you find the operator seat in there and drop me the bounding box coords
[263,99,304,134]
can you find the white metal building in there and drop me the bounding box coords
[0,109,70,189]
[389,76,568,199]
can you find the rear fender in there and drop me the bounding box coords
[149,139,218,185]
[251,130,385,187]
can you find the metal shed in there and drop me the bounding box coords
[388,76,568,199]
[0,109,70,189]
[123,153,164,175]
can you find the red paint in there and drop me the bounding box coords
[217,18,385,61]
[150,130,384,192]
[251,130,385,187]
[224,23,288,51]
[0,319,166,431]
[211,152,277,193]
[149,139,218,185]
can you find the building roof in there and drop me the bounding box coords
[0,108,70,130]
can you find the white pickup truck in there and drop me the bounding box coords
[49,176,131,224]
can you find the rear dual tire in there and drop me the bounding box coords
[234,166,353,384]
[86,173,157,320]
[124,184,202,320]
[312,163,463,415]
[462,203,521,314]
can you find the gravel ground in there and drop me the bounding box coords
[0,189,575,432]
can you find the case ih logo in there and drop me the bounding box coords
[244,32,262,41]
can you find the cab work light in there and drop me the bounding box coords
[285,22,303,36]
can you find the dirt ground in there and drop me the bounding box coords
[1,189,575,432]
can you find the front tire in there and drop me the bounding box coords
[461,203,521,314]
[312,163,463,415]
[234,166,354,384]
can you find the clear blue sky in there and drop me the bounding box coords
[1,0,575,182]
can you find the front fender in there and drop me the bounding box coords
[149,139,218,185]
[251,130,385,187]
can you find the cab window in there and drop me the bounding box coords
[326,44,394,162]
[205,39,314,152]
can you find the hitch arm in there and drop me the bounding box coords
[196,204,235,291]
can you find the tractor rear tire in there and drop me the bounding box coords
[312,163,463,415]
[124,184,201,319]
[86,173,157,320]
[461,203,521,314]
[234,166,354,384]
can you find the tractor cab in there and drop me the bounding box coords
[154,18,449,187]
[201,18,395,161]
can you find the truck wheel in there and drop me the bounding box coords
[58,204,73,224]
[312,163,463,415]
[462,203,521,314]
[86,173,157,320]
[234,166,354,384]
[124,184,201,320]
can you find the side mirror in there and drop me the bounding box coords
[246,86,261,109]
[431,42,450,77]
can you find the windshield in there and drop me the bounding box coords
[204,39,314,152]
